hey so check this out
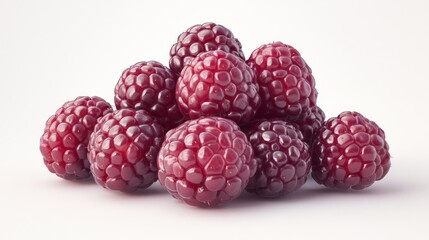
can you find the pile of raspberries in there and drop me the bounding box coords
[40,22,391,207]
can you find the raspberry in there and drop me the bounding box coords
[39,96,113,180]
[176,50,260,125]
[169,22,245,75]
[291,106,325,145]
[245,120,311,197]
[87,109,164,192]
[311,111,391,190]
[247,41,317,120]
[114,61,185,130]
[157,117,257,207]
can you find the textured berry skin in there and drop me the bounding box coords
[87,109,164,192]
[114,61,185,130]
[176,50,260,125]
[245,120,311,197]
[311,111,391,190]
[247,41,317,120]
[291,106,325,145]
[40,96,113,180]
[157,117,257,207]
[169,22,245,75]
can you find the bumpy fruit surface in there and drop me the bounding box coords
[245,120,311,197]
[247,41,317,120]
[157,117,257,207]
[291,106,325,145]
[40,96,113,180]
[114,61,184,130]
[169,22,245,75]
[176,50,260,125]
[88,109,164,192]
[311,111,391,190]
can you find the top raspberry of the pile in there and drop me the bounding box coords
[114,61,184,130]
[40,96,113,180]
[247,41,317,121]
[311,111,391,190]
[176,50,260,125]
[169,22,245,75]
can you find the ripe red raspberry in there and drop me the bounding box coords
[157,117,257,207]
[114,61,185,130]
[87,109,164,192]
[169,22,245,75]
[176,50,260,125]
[247,41,317,121]
[311,111,391,190]
[291,106,325,145]
[40,96,113,180]
[245,120,311,197]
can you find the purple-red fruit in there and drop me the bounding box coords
[169,22,245,75]
[311,111,391,190]
[247,41,317,121]
[176,50,260,125]
[157,117,257,207]
[291,106,325,145]
[245,120,311,197]
[114,61,185,130]
[40,96,113,180]
[87,109,164,192]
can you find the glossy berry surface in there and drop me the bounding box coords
[157,117,256,207]
[40,96,113,180]
[169,22,245,75]
[176,50,260,125]
[247,41,317,120]
[245,120,311,197]
[88,109,164,192]
[311,111,391,190]
[114,61,184,130]
[291,106,325,145]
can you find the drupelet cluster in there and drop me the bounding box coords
[40,22,391,207]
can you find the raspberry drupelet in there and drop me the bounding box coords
[176,50,261,125]
[87,109,164,192]
[40,96,113,180]
[157,117,257,207]
[311,111,391,190]
[169,22,245,75]
[291,106,326,146]
[114,61,185,130]
[247,41,317,121]
[245,120,311,197]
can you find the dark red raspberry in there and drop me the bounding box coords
[87,109,164,192]
[169,22,245,75]
[157,117,257,207]
[114,61,185,130]
[245,120,311,197]
[291,106,325,145]
[40,96,113,180]
[247,41,317,121]
[311,111,391,190]
[176,50,260,125]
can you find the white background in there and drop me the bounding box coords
[1,0,428,239]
